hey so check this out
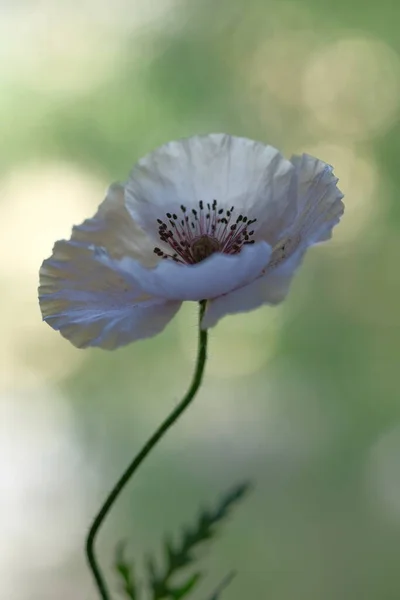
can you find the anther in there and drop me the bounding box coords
[154,198,256,264]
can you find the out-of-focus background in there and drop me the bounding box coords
[2,0,400,598]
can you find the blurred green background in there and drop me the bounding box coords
[2,0,400,598]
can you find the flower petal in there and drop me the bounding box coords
[202,248,304,329]
[72,182,157,265]
[125,134,294,239]
[39,241,181,349]
[124,241,272,301]
[290,154,344,245]
[203,155,344,328]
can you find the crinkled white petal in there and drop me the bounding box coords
[72,182,157,265]
[289,153,344,246]
[203,153,345,328]
[123,241,272,301]
[39,241,181,349]
[202,248,305,329]
[125,134,294,238]
[204,153,344,329]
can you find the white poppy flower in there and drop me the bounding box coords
[39,134,344,350]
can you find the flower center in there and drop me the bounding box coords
[191,235,221,262]
[153,199,257,264]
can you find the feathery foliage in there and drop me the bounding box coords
[114,542,138,600]
[114,482,251,600]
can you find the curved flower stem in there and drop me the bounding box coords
[86,300,209,600]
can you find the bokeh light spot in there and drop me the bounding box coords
[0,162,106,385]
[303,36,400,140]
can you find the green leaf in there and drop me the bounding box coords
[114,541,139,599]
[169,572,202,599]
[147,482,251,600]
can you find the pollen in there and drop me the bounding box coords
[153,199,257,264]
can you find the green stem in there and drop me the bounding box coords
[86,301,209,600]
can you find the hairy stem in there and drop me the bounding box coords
[86,301,209,600]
